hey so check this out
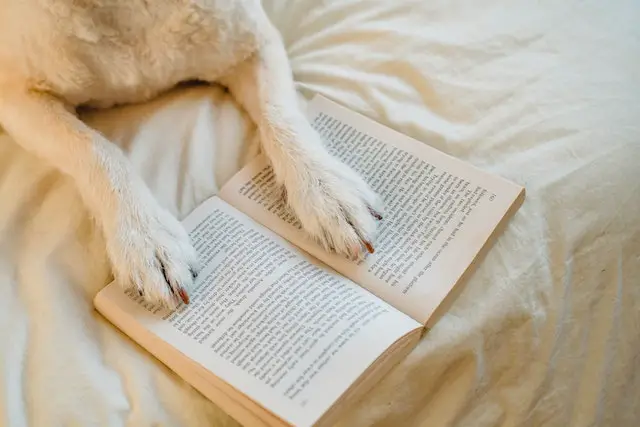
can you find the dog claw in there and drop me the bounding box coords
[368,206,383,221]
[345,217,375,257]
[177,287,190,305]
[363,240,374,254]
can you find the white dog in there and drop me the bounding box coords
[0,0,382,308]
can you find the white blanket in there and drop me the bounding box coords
[1,0,639,426]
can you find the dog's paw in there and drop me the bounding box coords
[105,205,200,309]
[284,156,383,261]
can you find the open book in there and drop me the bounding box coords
[94,95,525,427]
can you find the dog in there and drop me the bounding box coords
[0,0,382,308]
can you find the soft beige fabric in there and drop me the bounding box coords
[1,0,639,426]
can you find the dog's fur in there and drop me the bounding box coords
[0,0,381,307]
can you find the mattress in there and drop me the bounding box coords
[1,0,639,426]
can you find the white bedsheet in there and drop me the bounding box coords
[1,0,639,426]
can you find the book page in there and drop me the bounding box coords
[219,95,524,324]
[95,197,420,427]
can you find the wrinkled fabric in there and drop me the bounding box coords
[1,0,639,426]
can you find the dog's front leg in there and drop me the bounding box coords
[0,88,199,307]
[220,18,383,261]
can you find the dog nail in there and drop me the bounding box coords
[137,288,144,297]
[368,207,383,220]
[178,287,190,305]
[190,267,198,279]
[363,240,374,254]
